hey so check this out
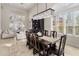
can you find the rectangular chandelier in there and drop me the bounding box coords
[33,8,55,19]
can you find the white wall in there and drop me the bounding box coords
[44,17,51,31]
[1,4,29,31]
[28,3,79,48]
[0,4,1,34]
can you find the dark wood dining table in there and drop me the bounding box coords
[39,36,60,44]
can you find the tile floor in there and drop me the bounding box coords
[0,38,79,56]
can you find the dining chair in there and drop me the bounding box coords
[26,31,28,35]
[50,31,57,38]
[51,35,67,56]
[50,31,57,52]
[29,33,34,49]
[43,30,48,36]
[26,31,30,46]
[33,33,41,55]
[39,39,52,56]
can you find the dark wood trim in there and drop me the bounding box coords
[33,8,55,17]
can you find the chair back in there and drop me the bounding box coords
[32,33,40,50]
[43,30,48,36]
[25,31,31,46]
[26,31,29,38]
[50,31,57,38]
[32,33,37,46]
[58,35,67,56]
[26,31,30,41]
[29,33,34,43]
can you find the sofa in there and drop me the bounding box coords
[1,30,15,39]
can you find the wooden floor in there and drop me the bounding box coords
[0,38,79,56]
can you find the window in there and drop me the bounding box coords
[66,12,74,34]
[56,11,79,36]
[74,11,79,35]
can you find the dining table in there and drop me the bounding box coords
[39,36,60,44]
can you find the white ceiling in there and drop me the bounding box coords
[2,3,35,11]
[2,3,78,12]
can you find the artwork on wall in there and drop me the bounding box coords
[59,17,64,25]
[58,14,64,33]
[9,15,25,33]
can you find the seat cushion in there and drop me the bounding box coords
[37,32,43,37]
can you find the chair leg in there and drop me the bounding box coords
[63,53,64,56]
[29,45,32,49]
[39,51,45,56]
[33,49,36,55]
[33,49,37,55]
[26,42,29,46]
[39,53,42,56]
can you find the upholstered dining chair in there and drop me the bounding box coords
[49,31,57,52]
[50,31,57,38]
[26,31,30,46]
[51,35,67,56]
[33,33,41,55]
[29,33,34,49]
[43,30,48,36]
[39,39,52,56]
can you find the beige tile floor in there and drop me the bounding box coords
[0,38,79,56]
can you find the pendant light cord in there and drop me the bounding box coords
[45,3,47,10]
[37,3,38,14]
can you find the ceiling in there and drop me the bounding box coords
[2,3,77,12]
[2,3,35,11]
